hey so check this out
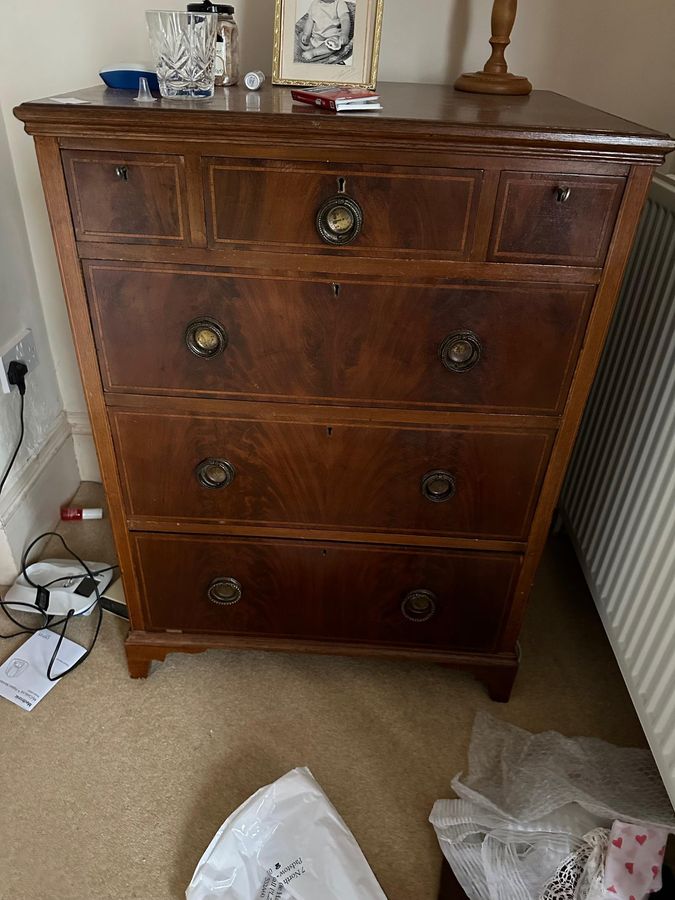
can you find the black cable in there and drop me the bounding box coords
[0,391,25,497]
[0,532,118,680]
[1,564,118,632]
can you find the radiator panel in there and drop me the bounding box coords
[561,174,675,808]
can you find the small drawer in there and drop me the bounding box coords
[204,157,482,258]
[112,407,553,541]
[488,172,625,267]
[133,533,521,652]
[85,263,593,416]
[62,150,188,244]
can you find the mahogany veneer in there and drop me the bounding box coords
[15,83,673,703]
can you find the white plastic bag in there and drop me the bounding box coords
[429,714,675,900]
[186,767,387,899]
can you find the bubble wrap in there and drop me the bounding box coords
[429,714,675,900]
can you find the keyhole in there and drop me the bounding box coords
[332,283,340,298]
[337,176,346,194]
[326,426,333,437]
[321,549,327,557]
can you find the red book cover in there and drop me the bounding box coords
[291,87,379,111]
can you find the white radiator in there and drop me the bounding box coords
[561,174,675,808]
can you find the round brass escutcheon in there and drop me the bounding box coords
[421,470,456,503]
[196,458,236,489]
[207,577,242,606]
[401,589,437,623]
[185,317,228,359]
[316,194,363,245]
[439,331,482,373]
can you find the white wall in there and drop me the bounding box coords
[0,116,80,582]
[1,0,674,492]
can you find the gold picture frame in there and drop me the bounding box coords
[273,0,384,90]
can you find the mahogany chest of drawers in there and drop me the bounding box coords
[16,84,673,700]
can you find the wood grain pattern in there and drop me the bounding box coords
[124,630,520,693]
[62,150,188,244]
[205,158,482,258]
[132,532,520,651]
[125,517,526,553]
[111,408,553,542]
[58,136,632,176]
[32,137,147,631]
[15,85,674,165]
[85,263,594,415]
[489,171,625,266]
[77,244,605,284]
[104,391,557,430]
[15,83,672,700]
[499,163,657,651]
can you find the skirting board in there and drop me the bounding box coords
[0,410,80,583]
[67,410,100,482]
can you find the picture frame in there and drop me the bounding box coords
[273,0,384,90]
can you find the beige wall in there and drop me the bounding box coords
[1,0,673,480]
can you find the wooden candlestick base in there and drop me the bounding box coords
[455,0,532,96]
[455,71,532,96]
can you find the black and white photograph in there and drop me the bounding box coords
[273,0,382,88]
[294,0,355,67]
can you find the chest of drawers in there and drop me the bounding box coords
[16,84,673,700]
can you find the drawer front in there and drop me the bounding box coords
[488,172,625,266]
[133,533,520,651]
[63,150,187,244]
[205,158,482,257]
[112,409,553,541]
[86,264,593,415]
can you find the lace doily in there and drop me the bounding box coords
[539,829,608,900]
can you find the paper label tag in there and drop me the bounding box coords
[0,630,86,710]
[49,96,91,104]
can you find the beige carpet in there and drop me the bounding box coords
[0,484,649,900]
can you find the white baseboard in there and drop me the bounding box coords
[67,410,100,483]
[0,411,80,583]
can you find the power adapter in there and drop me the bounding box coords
[0,360,29,497]
[7,360,28,395]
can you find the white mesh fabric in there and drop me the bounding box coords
[429,714,675,900]
[453,713,675,827]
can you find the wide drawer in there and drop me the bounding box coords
[204,158,482,257]
[488,172,625,267]
[112,407,553,541]
[86,263,593,415]
[132,532,520,651]
[63,150,188,244]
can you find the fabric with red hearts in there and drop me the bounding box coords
[603,821,667,899]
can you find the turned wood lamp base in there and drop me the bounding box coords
[455,0,532,96]
[455,71,532,96]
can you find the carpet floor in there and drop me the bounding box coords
[0,484,649,900]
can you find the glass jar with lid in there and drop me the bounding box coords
[187,2,239,86]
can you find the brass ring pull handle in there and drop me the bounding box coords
[207,577,242,606]
[316,194,363,245]
[555,185,571,203]
[115,165,129,181]
[196,458,236,489]
[401,589,437,623]
[439,331,482,373]
[421,470,456,503]
[185,317,228,359]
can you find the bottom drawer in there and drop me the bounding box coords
[133,533,521,652]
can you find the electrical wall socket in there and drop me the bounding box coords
[0,329,39,394]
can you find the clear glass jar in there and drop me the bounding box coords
[187,2,239,86]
